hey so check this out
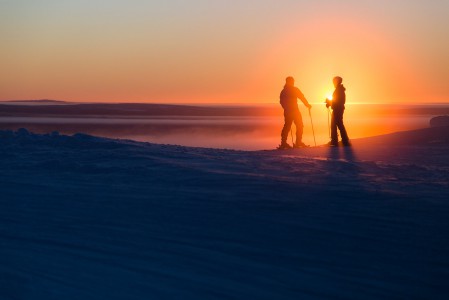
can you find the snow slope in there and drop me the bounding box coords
[0,128,448,299]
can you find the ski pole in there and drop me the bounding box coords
[308,108,316,147]
[327,107,331,139]
[290,128,294,146]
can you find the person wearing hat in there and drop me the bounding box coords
[279,76,312,149]
[326,76,350,146]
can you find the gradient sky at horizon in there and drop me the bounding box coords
[1,0,448,104]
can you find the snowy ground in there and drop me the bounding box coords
[0,127,448,299]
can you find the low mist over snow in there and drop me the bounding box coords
[0,128,448,299]
[1,101,449,150]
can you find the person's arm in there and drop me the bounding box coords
[296,88,312,109]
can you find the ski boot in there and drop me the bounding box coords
[293,141,309,148]
[277,142,292,150]
[327,140,339,147]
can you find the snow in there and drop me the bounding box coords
[0,127,448,299]
[431,116,449,128]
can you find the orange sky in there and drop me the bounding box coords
[1,1,448,104]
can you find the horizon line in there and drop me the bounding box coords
[1,99,449,106]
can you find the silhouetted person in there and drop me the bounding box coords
[279,76,312,149]
[326,76,350,146]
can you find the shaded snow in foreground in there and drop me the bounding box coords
[0,128,448,299]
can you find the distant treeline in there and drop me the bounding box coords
[0,103,281,117]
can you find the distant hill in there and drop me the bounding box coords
[1,99,69,104]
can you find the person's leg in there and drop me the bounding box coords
[330,111,338,145]
[334,110,349,144]
[281,111,294,145]
[293,110,304,146]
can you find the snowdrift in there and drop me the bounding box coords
[430,115,449,128]
[0,128,448,299]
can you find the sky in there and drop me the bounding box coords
[1,0,448,104]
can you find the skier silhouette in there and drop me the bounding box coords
[279,76,312,149]
[326,76,350,146]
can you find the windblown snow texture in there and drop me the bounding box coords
[0,128,448,299]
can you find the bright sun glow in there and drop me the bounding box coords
[327,94,333,101]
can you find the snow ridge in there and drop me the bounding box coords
[0,129,448,299]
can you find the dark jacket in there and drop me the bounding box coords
[331,84,346,111]
[280,85,307,112]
